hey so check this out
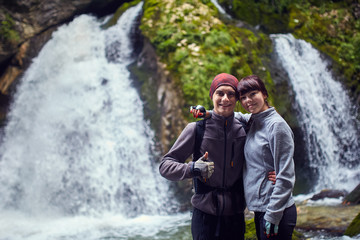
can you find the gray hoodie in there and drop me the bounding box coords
[240,107,295,225]
[159,112,246,216]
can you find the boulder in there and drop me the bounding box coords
[343,183,360,205]
[310,189,347,201]
[296,203,360,234]
[344,212,360,237]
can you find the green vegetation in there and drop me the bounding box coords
[140,0,274,119]
[139,0,360,125]
[218,0,360,101]
[244,218,257,240]
[131,0,358,143]
[345,211,360,237]
[0,13,20,46]
[218,0,294,32]
[289,1,360,99]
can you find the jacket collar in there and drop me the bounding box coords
[251,107,275,121]
[211,111,234,126]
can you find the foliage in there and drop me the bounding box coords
[244,218,257,239]
[216,0,360,101]
[345,211,360,237]
[288,1,360,98]
[0,13,20,46]
[218,0,300,33]
[140,0,273,119]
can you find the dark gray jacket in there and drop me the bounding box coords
[159,112,246,216]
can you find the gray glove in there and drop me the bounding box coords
[193,156,214,179]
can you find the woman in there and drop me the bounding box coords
[159,73,247,240]
[238,75,296,240]
[191,75,296,239]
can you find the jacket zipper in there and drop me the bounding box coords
[220,119,227,215]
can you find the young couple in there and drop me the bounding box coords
[159,73,296,240]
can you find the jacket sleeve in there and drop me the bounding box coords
[159,122,196,181]
[234,112,251,123]
[264,121,295,225]
[210,110,251,123]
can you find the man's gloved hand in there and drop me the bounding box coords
[190,105,206,118]
[192,152,214,179]
[264,220,278,238]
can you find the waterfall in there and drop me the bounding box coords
[0,0,166,217]
[210,0,231,18]
[210,0,227,15]
[0,3,188,239]
[271,34,360,193]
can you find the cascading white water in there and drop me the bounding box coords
[210,0,231,18]
[0,2,189,239]
[271,33,360,193]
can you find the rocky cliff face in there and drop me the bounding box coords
[0,0,185,153]
[129,38,187,154]
[0,0,130,62]
[0,0,130,119]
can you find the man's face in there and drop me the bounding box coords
[212,85,237,117]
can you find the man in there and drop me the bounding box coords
[159,73,247,240]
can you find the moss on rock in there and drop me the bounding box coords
[0,13,20,47]
[345,211,360,237]
[140,0,274,120]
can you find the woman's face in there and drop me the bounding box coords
[239,90,269,114]
[212,85,237,117]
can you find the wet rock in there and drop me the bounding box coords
[345,212,360,237]
[310,189,347,201]
[296,203,360,234]
[343,183,360,205]
[129,39,187,154]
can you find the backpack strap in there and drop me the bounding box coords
[192,119,209,194]
[193,119,206,161]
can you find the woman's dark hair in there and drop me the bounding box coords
[237,75,268,98]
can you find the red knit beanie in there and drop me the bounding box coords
[209,73,239,99]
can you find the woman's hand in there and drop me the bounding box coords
[264,220,278,238]
[268,171,276,184]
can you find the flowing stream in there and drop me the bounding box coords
[271,34,360,193]
[0,3,190,240]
